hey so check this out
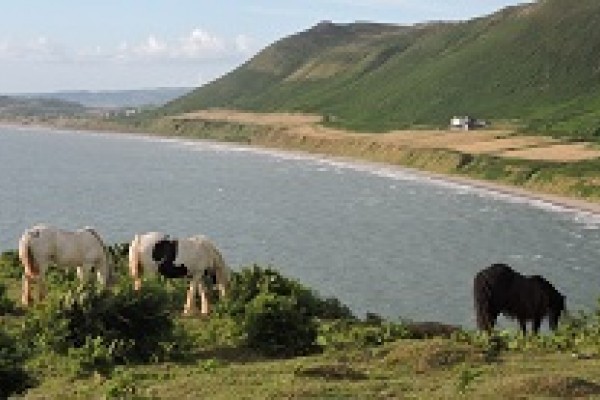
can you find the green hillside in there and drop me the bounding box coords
[0,96,86,117]
[159,0,600,139]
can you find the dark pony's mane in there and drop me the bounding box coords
[473,263,565,334]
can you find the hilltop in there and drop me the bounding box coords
[12,87,192,109]
[158,0,600,139]
[0,95,86,118]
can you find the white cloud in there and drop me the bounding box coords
[178,29,225,58]
[114,29,250,62]
[0,35,67,62]
[134,35,169,57]
[0,28,255,64]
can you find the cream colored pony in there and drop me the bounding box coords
[18,224,112,306]
[129,232,230,316]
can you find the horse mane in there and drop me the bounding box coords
[83,227,112,282]
[83,227,105,248]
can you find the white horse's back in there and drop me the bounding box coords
[19,224,111,306]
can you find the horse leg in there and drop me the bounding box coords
[38,282,47,302]
[133,265,151,291]
[533,318,542,335]
[135,264,154,291]
[215,268,227,299]
[21,273,33,306]
[518,318,527,335]
[76,265,89,282]
[183,278,198,316]
[198,281,210,316]
[96,260,109,287]
[483,311,498,333]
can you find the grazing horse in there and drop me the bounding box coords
[128,232,230,316]
[473,263,566,334]
[18,224,113,306]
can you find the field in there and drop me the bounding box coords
[173,109,600,163]
[2,249,600,399]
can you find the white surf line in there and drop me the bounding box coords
[172,137,600,225]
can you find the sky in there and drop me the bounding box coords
[0,0,532,94]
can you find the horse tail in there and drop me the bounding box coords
[129,234,143,289]
[473,271,493,332]
[18,231,39,278]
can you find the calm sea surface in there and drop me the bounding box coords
[1,125,599,327]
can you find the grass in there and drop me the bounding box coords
[16,336,600,399]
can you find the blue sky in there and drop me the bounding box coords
[0,1,532,93]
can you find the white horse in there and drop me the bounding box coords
[128,232,230,316]
[18,224,113,306]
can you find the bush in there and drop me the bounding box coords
[318,318,412,350]
[222,265,353,320]
[0,250,22,280]
[217,265,354,357]
[23,281,188,375]
[0,282,15,315]
[242,292,318,357]
[0,328,33,397]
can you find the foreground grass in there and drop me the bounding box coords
[1,255,599,399]
[16,326,600,399]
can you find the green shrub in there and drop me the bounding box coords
[23,281,188,375]
[222,265,353,320]
[104,367,139,399]
[0,328,33,398]
[0,250,22,280]
[0,282,15,315]
[216,265,355,357]
[318,318,412,350]
[242,292,318,357]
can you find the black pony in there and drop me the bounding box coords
[473,263,566,334]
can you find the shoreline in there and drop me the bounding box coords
[3,119,600,216]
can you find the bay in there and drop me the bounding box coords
[1,125,599,327]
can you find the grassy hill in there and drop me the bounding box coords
[15,87,193,109]
[0,95,86,117]
[158,0,600,139]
